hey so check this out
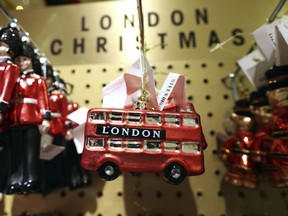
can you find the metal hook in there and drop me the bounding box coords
[269,0,286,23]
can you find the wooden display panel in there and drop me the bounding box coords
[1,59,288,216]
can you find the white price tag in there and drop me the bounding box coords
[67,107,89,125]
[252,20,279,64]
[275,16,288,65]
[102,55,187,111]
[157,73,186,111]
[102,75,129,108]
[237,49,270,88]
[102,54,158,109]
[71,124,85,154]
[40,134,65,160]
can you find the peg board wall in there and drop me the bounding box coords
[2,59,288,216]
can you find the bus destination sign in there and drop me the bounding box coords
[96,125,166,139]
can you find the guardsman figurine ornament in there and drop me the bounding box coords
[221,99,257,188]
[40,66,69,194]
[265,65,288,187]
[62,78,91,190]
[4,41,51,194]
[249,88,278,185]
[265,65,288,132]
[0,24,22,192]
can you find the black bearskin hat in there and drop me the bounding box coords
[0,25,22,58]
[16,42,43,73]
[16,42,36,59]
[45,63,55,80]
[233,98,253,117]
[32,55,43,76]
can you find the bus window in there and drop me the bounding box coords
[144,140,161,151]
[186,103,195,113]
[86,137,104,149]
[182,142,200,153]
[165,114,180,126]
[89,111,106,123]
[125,140,141,151]
[109,112,123,122]
[146,113,162,125]
[183,116,198,127]
[126,112,142,123]
[164,141,179,152]
[108,138,123,150]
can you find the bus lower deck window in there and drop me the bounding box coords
[108,139,122,149]
[182,142,200,153]
[164,141,179,152]
[125,140,141,151]
[144,140,161,151]
[87,137,104,149]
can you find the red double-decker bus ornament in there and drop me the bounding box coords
[81,101,206,185]
[80,55,207,184]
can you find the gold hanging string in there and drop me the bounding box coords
[134,0,149,110]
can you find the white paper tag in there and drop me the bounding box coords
[102,55,187,111]
[157,73,186,111]
[102,75,128,108]
[237,49,270,88]
[66,107,89,125]
[102,54,159,109]
[128,54,152,76]
[143,68,159,110]
[40,134,65,160]
[71,124,85,154]
[252,20,279,64]
[275,16,288,65]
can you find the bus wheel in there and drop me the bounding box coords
[98,162,120,181]
[162,163,187,185]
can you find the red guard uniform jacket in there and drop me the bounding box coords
[222,131,255,170]
[67,100,79,114]
[7,70,50,126]
[67,100,79,129]
[273,107,288,132]
[0,59,20,115]
[48,90,70,136]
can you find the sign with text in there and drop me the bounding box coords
[96,124,166,139]
[6,0,280,65]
